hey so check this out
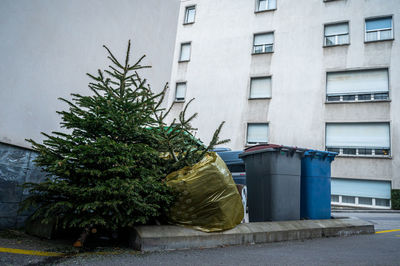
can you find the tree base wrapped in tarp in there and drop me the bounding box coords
[166,152,244,232]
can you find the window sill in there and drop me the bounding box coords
[336,154,392,159]
[245,142,268,148]
[178,60,190,63]
[183,22,194,26]
[323,43,350,48]
[252,51,273,55]
[174,100,185,103]
[249,97,271,100]
[325,99,391,104]
[254,8,277,14]
[364,38,394,44]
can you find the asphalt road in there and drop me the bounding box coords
[1,212,399,266]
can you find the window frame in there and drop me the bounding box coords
[331,194,391,209]
[324,122,391,158]
[178,42,191,62]
[183,5,196,25]
[252,31,274,54]
[255,0,277,13]
[365,15,394,43]
[323,21,350,47]
[325,68,390,103]
[174,82,187,102]
[249,76,272,99]
[246,123,269,145]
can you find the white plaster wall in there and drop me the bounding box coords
[0,0,180,148]
[168,0,400,188]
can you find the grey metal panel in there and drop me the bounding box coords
[0,180,23,202]
[0,143,45,229]
[0,217,16,229]
[0,203,19,217]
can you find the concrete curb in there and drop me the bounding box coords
[332,209,400,213]
[130,217,374,252]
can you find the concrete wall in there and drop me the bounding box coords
[0,0,180,148]
[0,0,180,228]
[167,0,399,189]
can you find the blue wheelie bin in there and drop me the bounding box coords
[300,150,337,220]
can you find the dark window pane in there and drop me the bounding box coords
[376,198,390,207]
[331,195,339,202]
[327,96,340,102]
[375,149,390,156]
[358,148,372,155]
[343,148,356,155]
[342,196,355,204]
[343,95,355,101]
[374,93,389,100]
[359,197,373,205]
[358,94,371,101]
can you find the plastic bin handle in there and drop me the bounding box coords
[279,146,307,155]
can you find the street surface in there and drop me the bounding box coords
[0,212,399,265]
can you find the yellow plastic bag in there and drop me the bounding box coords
[166,152,244,232]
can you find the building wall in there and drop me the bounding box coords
[167,0,399,190]
[0,0,180,228]
[0,0,180,148]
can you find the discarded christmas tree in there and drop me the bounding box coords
[21,41,174,234]
[20,41,229,243]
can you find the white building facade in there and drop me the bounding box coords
[167,0,400,208]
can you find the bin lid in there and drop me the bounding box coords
[239,144,306,158]
[303,149,338,161]
[244,144,282,153]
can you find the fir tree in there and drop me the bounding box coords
[21,41,174,231]
[20,41,229,238]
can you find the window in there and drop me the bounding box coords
[175,82,186,101]
[256,0,276,12]
[179,43,191,62]
[331,195,339,202]
[358,197,373,205]
[247,123,268,144]
[342,196,355,204]
[375,198,390,207]
[184,6,196,24]
[326,123,390,156]
[250,77,272,99]
[324,22,349,46]
[253,32,274,54]
[365,17,393,42]
[331,179,391,209]
[326,69,389,102]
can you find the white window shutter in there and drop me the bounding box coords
[250,77,271,98]
[325,23,349,35]
[326,123,390,148]
[175,83,186,100]
[254,33,274,45]
[247,124,269,143]
[180,43,191,61]
[366,17,392,31]
[327,69,388,95]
